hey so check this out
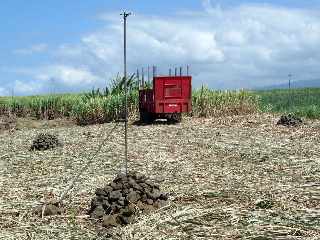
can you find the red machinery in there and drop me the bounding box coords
[139,76,192,123]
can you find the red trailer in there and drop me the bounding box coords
[139,76,192,123]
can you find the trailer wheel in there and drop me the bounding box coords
[140,112,154,124]
[168,113,182,123]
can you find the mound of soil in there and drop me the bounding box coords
[89,172,169,227]
[277,114,302,126]
[30,133,63,151]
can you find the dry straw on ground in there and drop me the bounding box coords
[1,114,320,239]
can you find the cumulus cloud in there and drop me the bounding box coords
[35,65,100,86]
[14,43,48,55]
[8,2,320,95]
[9,65,103,95]
[60,3,320,89]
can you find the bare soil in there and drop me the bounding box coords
[1,113,320,239]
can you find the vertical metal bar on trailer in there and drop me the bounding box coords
[153,65,157,78]
[148,65,150,86]
[142,67,145,88]
[136,69,140,88]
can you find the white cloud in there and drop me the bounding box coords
[14,43,48,55]
[35,65,100,86]
[9,2,320,94]
[0,87,9,96]
[64,4,320,89]
[13,80,39,95]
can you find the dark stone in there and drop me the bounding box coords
[118,215,132,225]
[102,201,112,214]
[118,199,125,206]
[104,186,113,193]
[127,191,140,203]
[255,199,273,209]
[90,197,100,210]
[146,199,154,205]
[128,177,137,187]
[123,182,130,189]
[109,190,122,201]
[120,207,134,217]
[154,199,168,209]
[102,215,118,227]
[95,188,107,196]
[110,182,122,190]
[139,183,149,190]
[150,188,161,199]
[115,173,127,182]
[90,205,105,219]
[145,180,154,187]
[135,173,146,181]
[132,183,143,191]
[146,188,161,200]
[141,194,148,202]
[111,203,121,213]
[142,204,155,214]
[159,193,169,201]
[123,188,130,195]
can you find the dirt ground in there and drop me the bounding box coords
[1,114,320,240]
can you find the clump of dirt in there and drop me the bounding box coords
[277,114,302,126]
[30,133,63,151]
[33,202,65,217]
[255,199,273,209]
[0,115,16,132]
[89,172,169,227]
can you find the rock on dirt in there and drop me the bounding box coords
[30,133,63,151]
[33,203,64,217]
[255,199,273,209]
[277,114,302,127]
[89,172,169,227]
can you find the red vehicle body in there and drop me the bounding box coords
[139,76,192,122]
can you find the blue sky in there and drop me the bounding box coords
[1,0,320,95]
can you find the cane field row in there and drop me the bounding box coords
[1,87,320,124]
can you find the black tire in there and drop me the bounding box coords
[167,113,182,123]
[140,111,154,124]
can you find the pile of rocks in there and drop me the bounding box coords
[89,172,169,227]
[277,114,302,126]
[30,133,63,151]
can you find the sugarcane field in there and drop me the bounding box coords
[2,1,320,240]
[1,111,320,239]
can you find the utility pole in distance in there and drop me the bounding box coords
[288,74,292,90]
[288,73,293,108]
[121,11,131,176]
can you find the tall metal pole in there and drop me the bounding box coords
[121,11,131,176]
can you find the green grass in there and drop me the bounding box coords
[255,88,320,119]
[1,86,320,124]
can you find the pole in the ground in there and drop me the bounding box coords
[121,11,131,176]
